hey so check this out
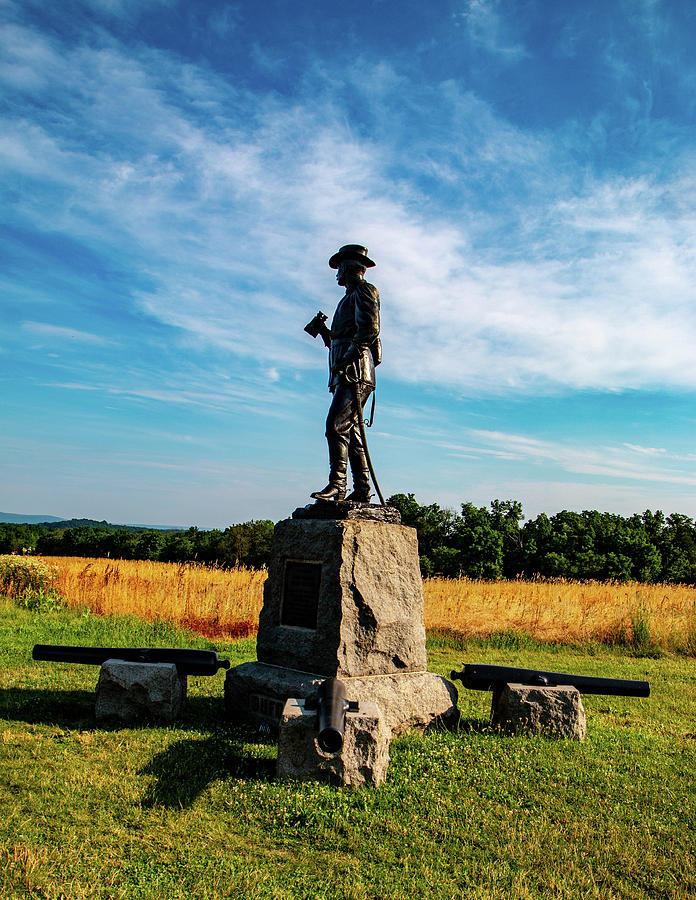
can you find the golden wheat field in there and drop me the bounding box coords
[11,555,690,650]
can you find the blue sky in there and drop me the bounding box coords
[2,0,695,527]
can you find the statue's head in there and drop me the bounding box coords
[329,244,375,282]
[336,260,366,286]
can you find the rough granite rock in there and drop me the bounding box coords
[292,500,401,524]
[277,698,390,786]
[95,660,186,723]
[491,684,587,740]
[257,518,427,677]
[225,661,459,736]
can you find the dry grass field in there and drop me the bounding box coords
[9,555,689,652]
[42,556,265,639]
[423,575,696,650]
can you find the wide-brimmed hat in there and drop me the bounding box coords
[328,244,376,269]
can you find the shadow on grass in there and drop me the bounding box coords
[0,689,272,737]
[0,687,97,728]
[2,688,276,804]
[140,734,275,808]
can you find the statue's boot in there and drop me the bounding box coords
[311,440,347,502]
[346,444,372,503]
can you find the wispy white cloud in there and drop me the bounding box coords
[43,363,308,419]
[2,11,696,404]
[22,322,116,345]
[455,0,529,62]
[468,429,696,488]
[623,443,666,455]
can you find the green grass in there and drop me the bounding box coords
[1,599,694,899]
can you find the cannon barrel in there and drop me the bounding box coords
[450,664,650,697]
[32,644,230,676]
[316,677,357,753]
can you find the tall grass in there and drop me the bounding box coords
[423,575,696,653]
[40,556,265,639]
[3,555,695,652]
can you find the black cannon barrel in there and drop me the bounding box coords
[316,677,359,753]
[32,644,230,676]
[450,663,650,697]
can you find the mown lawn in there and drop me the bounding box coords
[1,602,694,899]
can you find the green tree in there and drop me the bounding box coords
[387,493,457,575]
[136,530,166,561]
[214,520,274,568]
[452,503,504,579]
[660,514,696,583]
[489,499,525,578]
[161,528,198,563]
[0,524,40,554]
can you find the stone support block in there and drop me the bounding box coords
[257,518,427,677]
[491,684,587,740]
[95,660,186,724]
[277,698,390,786]
[225,661,459,736]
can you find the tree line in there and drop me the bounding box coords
[388,494,696,584]
[1,497,695,583]
[0,520,274,570]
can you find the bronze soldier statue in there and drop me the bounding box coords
[305,245,381,503]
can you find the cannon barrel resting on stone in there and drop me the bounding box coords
[32,644,230,676]
[305,677,359,753]
[450,664,650,697]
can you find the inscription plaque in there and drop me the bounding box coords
[281,560,321,629]
[249,693,285,724]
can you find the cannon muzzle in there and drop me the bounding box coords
[315,677,358,753]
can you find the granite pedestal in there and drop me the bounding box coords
[225,505,458,735]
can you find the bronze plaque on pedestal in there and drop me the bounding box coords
[280,560,321,629]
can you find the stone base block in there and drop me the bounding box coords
[491,684,586,740]
[95,660,186,724]
[277,699,390,786]
[225,661,459,736]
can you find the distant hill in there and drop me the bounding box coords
[0,512,65,524]
[34,518,114,530]
[124,523,188,532]
[0,513,182,531]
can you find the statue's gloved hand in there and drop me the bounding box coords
[341,343,361,366]
[337,356,360,383]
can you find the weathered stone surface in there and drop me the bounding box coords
[277,698,390,786]
[491,684,587,740]
[225,661,459,736]
[292,500,401,524]
[257,518,427,677]
[95,660,186,723]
